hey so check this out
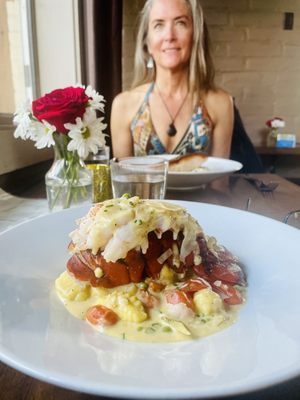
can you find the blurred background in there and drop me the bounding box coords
[1,0,300,187]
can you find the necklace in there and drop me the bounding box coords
[156,84,189,137]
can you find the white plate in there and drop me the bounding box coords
[0,202,300,399]
[162,156,242,189]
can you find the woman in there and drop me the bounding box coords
[111,0,233,159]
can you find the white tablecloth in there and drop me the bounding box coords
[0,189,49,233]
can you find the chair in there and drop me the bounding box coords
[230,105,264,173]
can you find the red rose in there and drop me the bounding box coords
[32,87,90,134]
[266,119,272,128]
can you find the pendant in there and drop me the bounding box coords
[167,123,177,137]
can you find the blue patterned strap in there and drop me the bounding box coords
[144,81,155,102]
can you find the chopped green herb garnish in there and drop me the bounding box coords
[138,282,148,289]
[151,323,161,328]
[200,316,211,323]
[162,326,172,333]
[122,332,126,339]
[137,326,144,332]
[145,327,156,334]
[122,193,131,199]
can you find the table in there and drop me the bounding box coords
[0,173,300,400]
[255,144,300,173]
[255,145,300,155]
[168,173,300,223]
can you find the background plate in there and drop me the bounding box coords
[0,202,300,399]
[165,156,243,189]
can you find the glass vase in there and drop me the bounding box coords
[45,134,92,211]
[267,128,278,147]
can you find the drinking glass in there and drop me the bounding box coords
[284,210,300,229]
[110,156,168,199]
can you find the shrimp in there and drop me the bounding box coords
[165,289,195,311]
[136,289,160,309]
[164,289,195,320]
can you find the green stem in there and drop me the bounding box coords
[47,133,90,210]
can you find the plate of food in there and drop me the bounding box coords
[0,198,300,399]
[161,154,243,189]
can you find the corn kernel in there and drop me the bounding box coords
[193,288,224,316]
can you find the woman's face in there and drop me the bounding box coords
[147,0,193,72]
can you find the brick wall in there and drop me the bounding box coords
[122,0,300,146]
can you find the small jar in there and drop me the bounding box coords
[85,146,112,203]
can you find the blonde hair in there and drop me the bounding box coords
[131,0,216,93]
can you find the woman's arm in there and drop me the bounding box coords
[110,92,134,158]
[205,90,234,159]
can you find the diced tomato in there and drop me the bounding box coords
[211,281,243,305]
[165,289,195,311]
[86,305,119,326]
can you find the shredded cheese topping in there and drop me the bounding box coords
[69,196,203,262]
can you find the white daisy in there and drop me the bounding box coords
[31,120,56,149]
[13,101,34,140]
[65,108,107,159]
[271,118,285,129]
[85,85,105,113]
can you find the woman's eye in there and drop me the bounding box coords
[154,22,163,30]
[176,20,187,27]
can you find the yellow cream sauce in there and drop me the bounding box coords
[55,271,241,343]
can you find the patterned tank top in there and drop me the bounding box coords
[130,83,212,156]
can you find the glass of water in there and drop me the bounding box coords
[110,156,168,199]
[284,210,300,229]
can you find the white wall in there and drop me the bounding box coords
[1,131,52,173]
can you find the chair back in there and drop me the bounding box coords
[230,105,264,173]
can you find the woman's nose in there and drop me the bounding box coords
[164,22,176,41]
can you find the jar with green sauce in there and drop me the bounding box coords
[85,146,112,203]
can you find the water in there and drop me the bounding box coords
[112,174,166,199]
[46,182,92,210]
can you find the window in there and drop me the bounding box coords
[0,0,37,128]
